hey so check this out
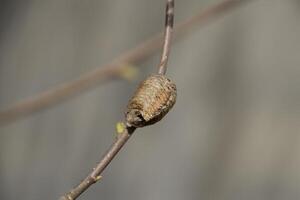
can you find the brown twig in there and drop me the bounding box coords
[158,0,174,75]
[60,1,177,199]
[0,0,248,125]
[59,0,250,199]
[59,123,136,200]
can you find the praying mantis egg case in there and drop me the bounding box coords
[126,74,177,128]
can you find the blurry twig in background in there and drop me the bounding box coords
[0,0,249,125]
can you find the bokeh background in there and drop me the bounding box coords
[1,0,300,199]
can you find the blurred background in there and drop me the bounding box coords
[1,0,300,199]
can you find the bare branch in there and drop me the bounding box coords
[60,0,176,198]
[58,0,250,199]
[59,123,136,200]
[158,0,174,75]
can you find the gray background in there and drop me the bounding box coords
[1,0,300,199]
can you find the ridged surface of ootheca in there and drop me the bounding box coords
[126,74,177,127]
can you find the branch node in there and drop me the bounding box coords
[92,175,102,182]
[116,122,126,134]
[67,194,73,200]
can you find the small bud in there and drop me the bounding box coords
[116,122,126,134]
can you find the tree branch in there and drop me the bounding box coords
[158,0,174,75]
[59,123,136,200]
[58,0,251,199]
[60,0,177,198]
[0,0,248,125]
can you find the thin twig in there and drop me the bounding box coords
[158,0,174,75]
[60,1,177,199]
[59,124,136,200]
[0,0,248,125]
[59,0,250,199]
